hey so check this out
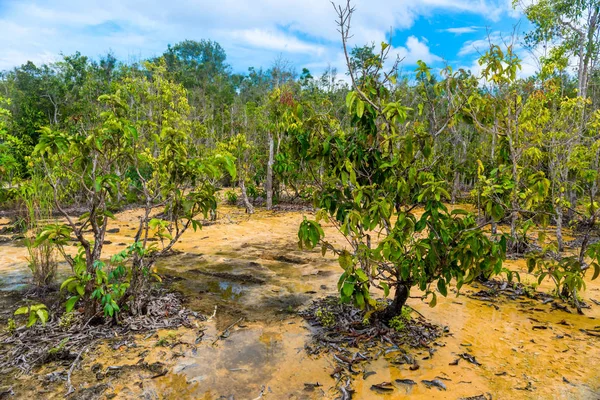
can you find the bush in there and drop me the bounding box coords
[225,190,238,205]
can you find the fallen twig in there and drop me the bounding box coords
[66,342,93,395]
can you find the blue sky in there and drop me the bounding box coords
[0,0,537,78]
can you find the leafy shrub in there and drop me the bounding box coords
[14,303,49,328]
[225,190,238,205]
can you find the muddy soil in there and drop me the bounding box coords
[0,206,599,399]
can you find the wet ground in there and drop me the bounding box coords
[0,206,599,399]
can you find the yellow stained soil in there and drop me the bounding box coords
[0,206,599,399]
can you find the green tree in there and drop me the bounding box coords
[296,3,507,320]
[518,0,600,98]
[33,62,234,318]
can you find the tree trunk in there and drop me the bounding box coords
[556,202,564,253]
[239,177,254,214]
[266,132,274,210]
[451,170,460,204]
[382,282,409,322]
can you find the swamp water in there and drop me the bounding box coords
[0,207,599,399]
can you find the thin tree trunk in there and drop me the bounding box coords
[266,132,274,210]
[556,202,564,252]
[451,170,460,204]
[239,177,254,214]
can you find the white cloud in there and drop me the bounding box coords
[393,36,442,65]
[458,32,507,56]
[229,29,325,55]
[442,26,479,35]
[0,0,519,74]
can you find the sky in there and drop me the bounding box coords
[0,0,538,78]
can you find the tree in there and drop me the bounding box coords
[0,96,20,186]
[518,0,600,98]
[465,43,550,252]
[296,2,507,320]
[33,62,234,319]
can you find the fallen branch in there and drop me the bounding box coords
[66,342,93,395]
[212,317,244,345]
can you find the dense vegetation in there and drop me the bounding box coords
[1,0,599,328]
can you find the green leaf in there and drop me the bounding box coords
[14,306,29,316]
[356,100,365,118]
[355,268,368,282]
[380,282,390,297]
[27,312,37,328]
[429,292,437,308]
[355,292,365,309]
[338,250,353,272]
[65,296,80,313]
[36,309,48,326]
[346,91,356,110]
[342,282,354,297]
[592,263,600,281]
[527,258,536,273]
[437,279,448,297]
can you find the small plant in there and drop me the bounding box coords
[20,175,58,287]
[14,303,49,328]
[48,338,69,355]
[225,190,238,205]
[315,307,335,328]
[523,282,538,299]
[58,312,76,330]
[5,318,16,334]
[401,306,412,322]
[156,331,178,347]
[389,306,412,332]
[389,316,406,332]
[246,183,259,202]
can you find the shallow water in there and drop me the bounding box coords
[0,206,599,399]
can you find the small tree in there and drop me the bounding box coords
[34,63,234,319]
[296,2,507,320]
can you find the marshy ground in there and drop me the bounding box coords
[0,205,599,399]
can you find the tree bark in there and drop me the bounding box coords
[556,202,564,252]
[382,282,409,322]
[451,170,460,204]
[266,132,274,210]
[239,177,254,214]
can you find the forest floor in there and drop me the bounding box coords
[0,205,599,399]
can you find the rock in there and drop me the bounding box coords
[422,379,447,390]
[395,379,417,386]
[0,387,14,399]
[75,384,109,400]
[371,382,394,392]
[107,228,120,233]
[274,254,307,264]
